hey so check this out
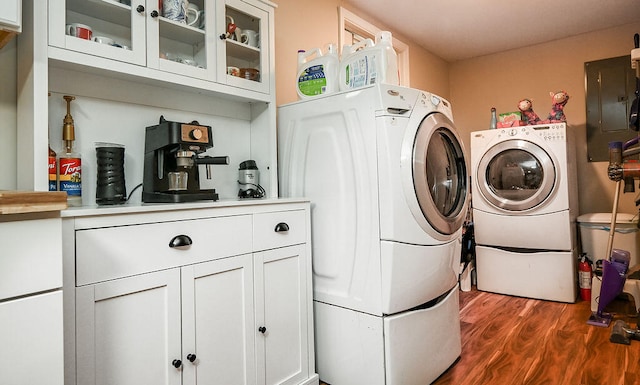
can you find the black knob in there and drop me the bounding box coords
[187,354,196,363]
[151,10,159,18]
[219,34,227,40]
[274,222,289,232]
[172,359,182,368]
[136,5,144,13]
[258,326,267,333]
[169,234,193,248]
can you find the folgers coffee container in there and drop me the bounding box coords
[48,146,57,191]
[296,44,339,99]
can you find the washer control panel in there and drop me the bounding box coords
[498,123,566,141]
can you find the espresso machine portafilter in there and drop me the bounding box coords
[142,116,229,203]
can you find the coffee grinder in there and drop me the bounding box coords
[143,116,229,203]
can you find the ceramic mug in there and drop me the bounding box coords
[66,23,93,40]
[240,67,259,81]
[163,0,188,23]
[227,66,240,77]
[241,30,259,48]
[226,15,238,40]
[93,36,115,45]
[186,3,203,27]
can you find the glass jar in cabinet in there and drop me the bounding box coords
[217,0,270,93]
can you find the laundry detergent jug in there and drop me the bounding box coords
[296,44,339,99]
[339,32,399,91]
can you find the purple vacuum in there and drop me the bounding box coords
[587,249,630,327]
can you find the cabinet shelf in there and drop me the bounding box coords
[159,17,205,46]
[226,38,260,61]
[67,0,131,27]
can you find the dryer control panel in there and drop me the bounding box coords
[500,123,566,141]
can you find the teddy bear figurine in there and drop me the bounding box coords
[546,90,570,123]
[518,98,542,125]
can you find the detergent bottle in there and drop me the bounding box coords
[339,31,399,91]
[296,44,339,99]
[375,31,399,86]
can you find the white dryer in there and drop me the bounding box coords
[279,84,470,385]
[470,123,578,302]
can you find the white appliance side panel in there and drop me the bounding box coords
[384,288,461,385]
[313,301,385,385]
[473,209,575,250]
[377,115,458,245]
[278,97,383,315]
[380,239,459,314]
[475,245,577,302]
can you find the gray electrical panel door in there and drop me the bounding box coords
[585,55,638,162]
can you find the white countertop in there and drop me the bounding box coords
[60,197,310,218]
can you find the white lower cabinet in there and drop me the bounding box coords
[66,202,318,385]
[0,213,63,385]
[76,255,255,385]
[255,245,309,385]
[0,291,64,385]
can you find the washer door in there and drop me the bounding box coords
[405,112,469,236]
[477,139,556,211]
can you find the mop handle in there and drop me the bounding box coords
[606,179,622,260]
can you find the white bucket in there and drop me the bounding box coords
[296,44,339,99]
[339,31,399,91]
[577,212,640,266]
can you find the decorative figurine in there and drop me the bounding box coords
[518,98,542,125]
[546,90,570,123]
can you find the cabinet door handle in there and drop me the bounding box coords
[172,359,182,368]
[169,234,193,248]
[187,353,197,363]
[274,222,289,233]
[258,326,267,334]
[150,10,159,18]
[136,5,144,13]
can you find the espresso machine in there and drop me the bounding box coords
[143,116,229,203]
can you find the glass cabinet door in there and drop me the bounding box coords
[147,0,216,81]
[49,0,147,66]
[218,0,269,93]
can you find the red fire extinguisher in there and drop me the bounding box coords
[578,254,592,301]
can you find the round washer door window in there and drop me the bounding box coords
[412,113,469,235]
[477,139,556,211]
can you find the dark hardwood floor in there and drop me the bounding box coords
[433,287,640,385]
[320,287,640,385]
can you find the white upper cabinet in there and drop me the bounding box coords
[47,0,272,94]
[0,0,21,32]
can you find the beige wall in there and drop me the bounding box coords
[451,22,640,216]
[273,1,640,217]
[273,0,450,106]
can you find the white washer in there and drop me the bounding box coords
[278,84,470,385]
[470,123,578,302]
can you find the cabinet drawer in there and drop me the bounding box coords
[0,217,62,300]
[253,210,306,251]
[76,215,252,286]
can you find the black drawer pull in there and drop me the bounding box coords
[274,222,289,233]
[169,235,193,248]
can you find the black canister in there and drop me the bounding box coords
[96,143,127,205]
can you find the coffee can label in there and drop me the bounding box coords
[59,158,82,197]
[48,156,57,191]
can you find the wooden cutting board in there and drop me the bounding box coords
[0,190,68,214]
